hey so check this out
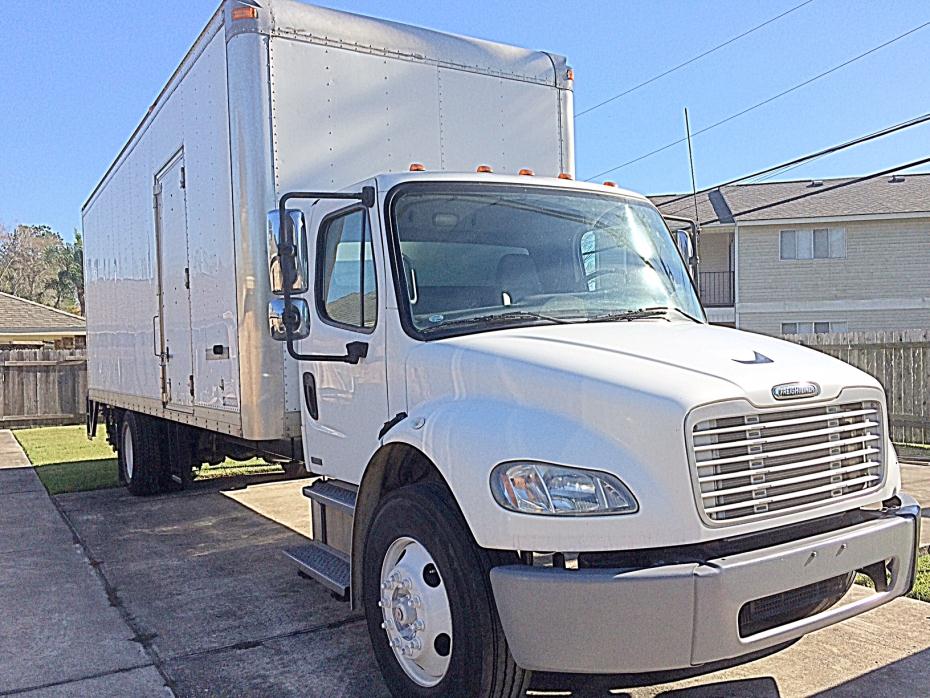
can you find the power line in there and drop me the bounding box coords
[585,19,930,182]
[575,0,816,118]
[656,110,930,216]
[699,155,930,226]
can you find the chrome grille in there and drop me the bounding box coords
[690,400,884,524]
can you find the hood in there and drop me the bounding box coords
[405,320,879,412]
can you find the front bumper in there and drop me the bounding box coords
[489,494,920,674]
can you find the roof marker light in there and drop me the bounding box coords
[231,6,258,20]
[558,173,573,180]
[518,168,535,176]
[476,165,493,173]
[603,181,618,188]
[409,163,426,172]
[567,68,574,81]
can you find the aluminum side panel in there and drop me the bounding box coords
[184,27,241,413]
[269,36,442,192]
[436,67,563,176]
[226,30,288,440]
[83,25,244,429]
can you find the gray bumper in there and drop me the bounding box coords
[490,495,921,674]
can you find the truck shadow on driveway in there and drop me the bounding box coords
[56,475,389,697]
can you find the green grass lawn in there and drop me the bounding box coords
[13,425,280,495]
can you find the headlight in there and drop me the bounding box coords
[490,461,638,516]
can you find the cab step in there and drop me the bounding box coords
[283,541,350,597]
[302,480,357,513]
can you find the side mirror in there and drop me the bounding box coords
[267,209,308,294]
[268,298,311,341]
[673,229,694,264]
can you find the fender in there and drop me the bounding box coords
[370,396,673,552]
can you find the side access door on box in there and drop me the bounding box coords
[153,149,195,412]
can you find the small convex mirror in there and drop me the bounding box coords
[673,229,694,264]
[267,209,309,294]
[268,298,311,341]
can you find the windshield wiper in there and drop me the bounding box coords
[423,310,575,332]
[592,306,702,323]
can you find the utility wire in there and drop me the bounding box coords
[575,0,816,118]
[585,19,930,182]
[699,155,930,226]
[656,110,930,217]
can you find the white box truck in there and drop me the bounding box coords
[83,1,920,695]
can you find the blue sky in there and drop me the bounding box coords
[2,1,929,239]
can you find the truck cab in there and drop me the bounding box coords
[271,169,920,695]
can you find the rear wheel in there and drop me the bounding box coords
[119,412,166,496]
[363,482,529,697]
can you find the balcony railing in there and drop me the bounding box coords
[699,271,734,307]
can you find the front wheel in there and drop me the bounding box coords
[363,483,529,697]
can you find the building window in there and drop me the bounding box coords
[782,321,848,335]
[780,228,845,259]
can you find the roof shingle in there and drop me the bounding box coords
[652,171,930,224]
[0,292,85,333]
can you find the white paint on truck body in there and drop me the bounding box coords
[82,0,572,440]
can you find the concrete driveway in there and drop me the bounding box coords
[2,437,929,696]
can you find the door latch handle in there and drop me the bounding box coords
[152,315,160,357]
[302,372,319,420]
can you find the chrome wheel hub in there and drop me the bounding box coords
[379,536,452,687]
[122,423,134,481]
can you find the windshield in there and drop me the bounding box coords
[389,183,705,337]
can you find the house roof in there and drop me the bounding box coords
[651,171,930,225]
[0,292,85,334]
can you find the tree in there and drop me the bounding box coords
[0,224,84,313]
[45,232,84,315]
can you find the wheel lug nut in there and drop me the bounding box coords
[413,620,425,631]
[411,596,422,608]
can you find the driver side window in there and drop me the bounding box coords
[317,208,377,331]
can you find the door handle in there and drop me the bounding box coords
[153,315,160,357]
[302,372,319,420]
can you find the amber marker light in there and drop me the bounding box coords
[409,163,426,172]
[557,173,573,180]
[231,6,258,20]
[476,165,493,173]
[518,168,535,176]
[603,181,618,187]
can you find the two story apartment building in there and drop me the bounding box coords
[652,172,930,335]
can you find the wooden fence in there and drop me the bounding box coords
[0,349,87,428]
[788,330,930,445]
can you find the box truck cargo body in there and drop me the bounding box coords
[83,0,573,444]
[83,2,919,696]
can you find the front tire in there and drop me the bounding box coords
[363,483,529,697]
[118,412,166,496]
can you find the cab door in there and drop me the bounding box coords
[299,197,389,482]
